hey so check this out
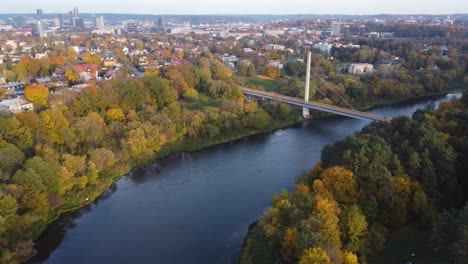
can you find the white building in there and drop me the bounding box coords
[348,63,374,75]
[0,98,33,114]
[331,21,341,36]
[95,16,105,29]
[266,44,286,51]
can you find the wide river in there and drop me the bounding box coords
[30,94,461,264]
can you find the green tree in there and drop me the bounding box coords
[344,205,368,252]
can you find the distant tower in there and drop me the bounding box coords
[96,16,105,29]
[73,7,79,18]
[58,14,63,28]
[331,21,341,37]
[36,9,43,19]
[158,17,164,28]
[343,25,350,38]
[359,25,366,37]
[303,51,312,118]
[69,11,74,26]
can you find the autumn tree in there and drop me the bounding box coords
[65,67,80,85]
[281,227,299,263]
[106,108,126,123]
[320,166,358,204]
[298,247,332,264]
[264,65,281,79]
[344,205,368,252]
[24,84,49,107]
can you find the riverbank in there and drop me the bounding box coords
[26,89,462,262]
[25,117,300,261]
[239,90,465,264]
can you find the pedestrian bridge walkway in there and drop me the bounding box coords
[240,87,392,122]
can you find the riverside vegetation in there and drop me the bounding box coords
[0,59,299,263]
[240,91,468,264]
[1,33,467,263]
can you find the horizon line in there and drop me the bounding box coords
[0,12,467,16]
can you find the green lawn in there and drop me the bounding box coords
[245,76,279,92]
[369,225,448,264]
[179,94,217,110]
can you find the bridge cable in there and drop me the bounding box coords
[311,71,356,110]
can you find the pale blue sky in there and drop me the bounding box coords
[2,0,468,14]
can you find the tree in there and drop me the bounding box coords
[0,141,25,178]
[106,108,126,123]
[74,112,106,152]
[65,67,80,85]
[281,227,299,263]
[320,166,358,204]
[183,88,199,101]
[206,80,241,101]
[24,84,49,107]
[264,65,281,79]
[0,191,18,235]
[237,60,255,77]
[144,75,178,108]
[284,61,306,76]
[0,115,33,151]
[89,148,116,172]
[83,51,102,67]
[344,205,368,252]
[343,252,358,264]
[298,247,332,264]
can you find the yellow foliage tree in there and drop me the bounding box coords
[65,67,80,84]
[145,67,160,77]
[83,51,102,67]
[281,227,299,262]
[264,65,281,79]
[106,108,126,123]
[320,166,358,204]
[343,252,358,264]
[299,247,332,264]
[24,84,49,107]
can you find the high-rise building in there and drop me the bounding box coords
[95,16,105,29]
[73,7,79,19]
[343,25,350,38]
[13,16,27,28]
[35,20,49,36]
[58,14,63,28]
[36,9,43,19]
[74,18,84,28]
[54,18,61,28]
[331,21,341,37]
[359,25,366,37]
[69,11,74,26]
[158,17,164,28]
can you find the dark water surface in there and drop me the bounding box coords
[30,94,461,264]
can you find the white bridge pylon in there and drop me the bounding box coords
[303,51,312,118]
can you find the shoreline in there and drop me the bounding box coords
[27,88,463,262]
[238,89,465,263]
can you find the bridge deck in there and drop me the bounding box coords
[240,87,392,122]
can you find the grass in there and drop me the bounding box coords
[179,94,217,110]
[245,75,279,92]
[369,225,448,264]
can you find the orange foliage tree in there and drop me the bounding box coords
[24,84,49,106]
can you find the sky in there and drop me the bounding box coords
[2,0,468,15]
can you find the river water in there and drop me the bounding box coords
[30,94,461,264]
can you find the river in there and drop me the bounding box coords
[30,93,461,264]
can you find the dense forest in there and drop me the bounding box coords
[240,92,468,264]
[0,59,297,263]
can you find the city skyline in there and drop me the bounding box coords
[2,0,468,15]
